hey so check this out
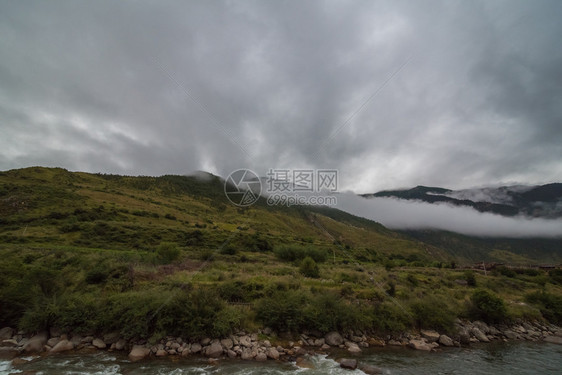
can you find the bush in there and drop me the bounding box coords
[410,296,455,333]
[274,245,327,263]
[469,289,508,324]
[370,302,411,333]
[304,293,366,333]
[157,242,180,264]
[464,270,477,287]
[300,257,319,278]
[256,290,306,332]
[548,269,562,285]
[525,291,562,324]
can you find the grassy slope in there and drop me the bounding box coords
[1,167,561,340]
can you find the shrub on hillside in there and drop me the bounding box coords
[300,256,320,278]
[370,302,411,333]
[274,245,327,263]
[256,290,306,332]
[525,291,562,324]
[468,289,508,324]
[410,296,455,333]
[464,270,477,287]
[156,242,180,264]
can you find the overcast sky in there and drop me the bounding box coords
[1,0,561,194]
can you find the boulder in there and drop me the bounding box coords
[241,348,255,360]
[190,343,202,353]
[103,332,121,345]
[346,341,362,354]
[267,348,279,360]
[255,352,267,361]
[473,321,490,334]
[49,339,74,354]
[0,347,19,360]
[0,327,14,340]
[92,338,107,349]
[544,336,562,345]
[128,345,150,361]
[339,358,358,370]
[325,332,344,346]
[155,349,167,357]
[201,338,211,346]
[367,338,385,347]
[438,335,454,347]
[220,338,233,349]
[227,349,237,358]
[2,339,18,347]
[115,339,127,351]
[295,356,315,369]
[24,332,49,353]
[458,328,471,345]
[206,342,223,358]
[408,339,433,351]
[421,330,440,343]
[470,328,490,343]
[359,363,383,374]
[47,338,60,347]
[49,327,61,338]
[239,335,252,348]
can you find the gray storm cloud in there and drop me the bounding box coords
[0,1,561,194]
[336,193,562,238]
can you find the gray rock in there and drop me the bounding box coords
[47,337,60,347]
[24,332,49,353]
[227,349,237,358]
[458,328,471,345]
[0,327,14,340]
[408,339,433,351]
[129,345,150,361]
[241,348,255,360]
[339,358,358,370]
[346,341,362,354]
[155,349,167,357]
[206,342,223,358]
[50,339,74,353]
[220,338,233,349]
[325,332,344,346]
[421,330,440,343]
[201,338,211,346]
[544,336,562,345]
[103,332,121,345]
[92,338,107,349]
[267,348,279,360]
[439,334,454,347]
[471,328,490,343]
[0,347,19,359]
[239,335,252,347]
[295,356,315,368]
[115,339,127,351]
[256,352,267,361]
[503,329,518,340]
[473,321,490,334]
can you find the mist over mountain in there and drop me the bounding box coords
[361,183,562,219]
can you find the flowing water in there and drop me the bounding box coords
[1,342,561,375]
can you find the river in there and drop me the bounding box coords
[1,342,561,374]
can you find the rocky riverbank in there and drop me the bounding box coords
[1,320,561,373]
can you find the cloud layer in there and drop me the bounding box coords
[336,193,562,238]
[1,0,561,193]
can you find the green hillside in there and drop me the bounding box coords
[1,167,561,341]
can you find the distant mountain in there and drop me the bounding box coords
[362,183,562,218]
